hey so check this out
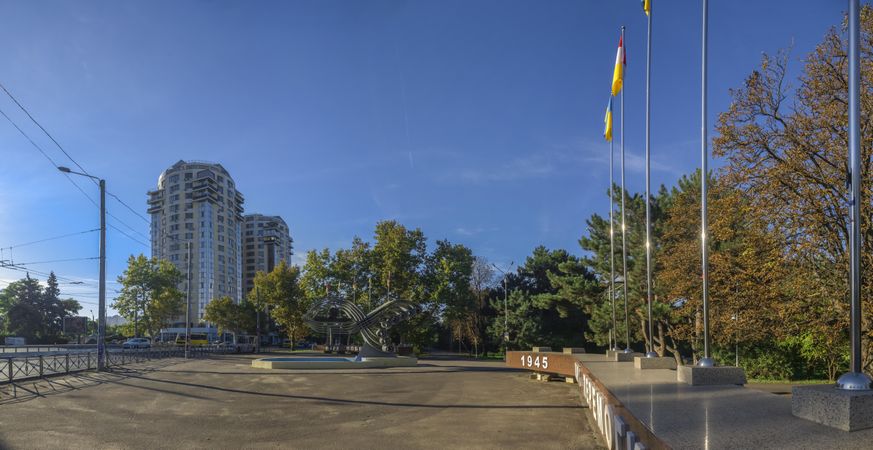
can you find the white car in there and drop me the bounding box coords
[122,338,151,349]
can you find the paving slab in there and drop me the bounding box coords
[576,354,873,449]
[0,353,600,449]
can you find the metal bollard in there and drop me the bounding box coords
[7,358,12,383]
[65,353,70,374]
[39,355,44,377]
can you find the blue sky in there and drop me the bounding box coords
[0,0,847,314]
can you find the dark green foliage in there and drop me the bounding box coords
[0,272,82,344]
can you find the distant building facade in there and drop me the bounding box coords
[148,160,244,324]
[242,214,293,295]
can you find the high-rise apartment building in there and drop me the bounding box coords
[242,214,293,295]
[148,160,244,324]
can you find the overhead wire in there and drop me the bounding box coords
[10,256,99,266]
[1,228,99,250]
[0,82,152,248]
[0,81,94,183]
[107,191,150,224]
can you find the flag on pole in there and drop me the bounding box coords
[604,96,613,142]
[642,0,650,16]
[611,36,625,96]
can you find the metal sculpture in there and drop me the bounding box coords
[304,296,419,358]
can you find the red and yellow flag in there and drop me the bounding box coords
[611,36,625,96]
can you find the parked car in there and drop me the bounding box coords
[175,333,209,347]
[122,338,151,349]
[4,337,25,346]
[221,334,255,353]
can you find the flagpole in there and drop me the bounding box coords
[620,25,631,354]
[836,0,871,391]
[698,0,714,367]
[644,1,656,358]
[610,137,617,351]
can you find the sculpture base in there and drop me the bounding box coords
[606,351,642,362]
[357,343,397,358]
[792,385,873,431]
[677,365,746,385]
[562,347,586,354]
[634,356,676,370]
[252,356,417,370]
[532,346,552,352]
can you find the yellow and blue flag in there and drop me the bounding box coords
[611,36,625,96]
[642,0,650,16]
[604,97,613,142]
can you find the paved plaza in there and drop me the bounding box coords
[576,353,873,449]
[0,353,600,449]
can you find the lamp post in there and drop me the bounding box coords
[492,262,514,352]
[58,166,106,371]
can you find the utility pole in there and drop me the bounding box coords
[185,242,191,359]
[256,286,261,354]
[99,178,106,370]
[264,235,276,349]
[59,166,106,371]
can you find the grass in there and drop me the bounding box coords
[747,378,832,385]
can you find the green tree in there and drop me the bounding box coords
[2,275,43,342]
[204,296,256,336]
[0,273,81,343]
[428,240,475,353]
[113,255,184,338]
[372,220,427,302]
[251,260,308,343]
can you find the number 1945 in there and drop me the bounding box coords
[520,354,549,369]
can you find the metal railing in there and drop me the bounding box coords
[1,346,227,384]
[0,344,106,354]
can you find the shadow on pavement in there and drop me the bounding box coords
[109,372,579,410]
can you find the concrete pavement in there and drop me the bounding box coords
[0,353,600,449]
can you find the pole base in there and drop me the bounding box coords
[621,347,633,354]
[645,351,659,358]
[634,356,676,370]
[836,372,873,391]
[793,384,873,431]
[611,351,642,362]
[678,365,746,386]
[697,357,716,367]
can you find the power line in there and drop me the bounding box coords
[0,83,151,248]
[107,211,150,241]
[1,228,99,250]
[0,81,95,184]
[0,262,97,286]
[11,256,98,266]
[107,191,150,224]
[108,223,150,248]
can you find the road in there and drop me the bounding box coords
[0,353,600,449]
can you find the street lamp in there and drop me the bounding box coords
[58,166,106,371]
[491,262,514,352]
